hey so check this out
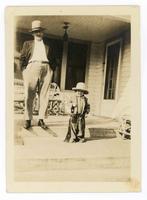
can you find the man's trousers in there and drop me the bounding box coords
[22,62,53,120]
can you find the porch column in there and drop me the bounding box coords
[60,41,68,90]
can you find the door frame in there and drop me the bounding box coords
[100,38,122,116]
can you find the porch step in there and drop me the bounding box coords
[15,156,130,172]
[14,116,130,182]
[15,168,130,182]
[15,142,130,181]
[15,136,130,182]
[15,129,130,182]
[15,156,130,182]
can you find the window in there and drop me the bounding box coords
[65,42,88,90]
[104,41,121,99]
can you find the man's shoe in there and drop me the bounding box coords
[79,138,86,143]
[23,120,31,129]
[70,138,79,143]
[38,119,48,130]
[64,139,69,143]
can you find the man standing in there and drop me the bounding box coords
[20,20,56,129]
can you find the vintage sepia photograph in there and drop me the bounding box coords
[6,6,141,192]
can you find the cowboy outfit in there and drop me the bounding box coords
[20,20,56,129]
[64,82,90,143]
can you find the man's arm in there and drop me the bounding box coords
[19,41,28,71]
[84,97,90,115]
[48,46,57,71]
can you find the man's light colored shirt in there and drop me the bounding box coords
[29,39,48,62]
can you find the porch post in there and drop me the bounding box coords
[60,41,68,90]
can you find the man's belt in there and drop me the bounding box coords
[29,60,49,64]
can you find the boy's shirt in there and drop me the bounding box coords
[71,95,90,115]
[77,96,85,114]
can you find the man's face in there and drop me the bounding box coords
[33,30,43,40]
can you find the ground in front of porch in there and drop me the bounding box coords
[14,114,131,182]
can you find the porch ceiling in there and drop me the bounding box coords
[16,15,130,42]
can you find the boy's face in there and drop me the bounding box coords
[76,90,84,96]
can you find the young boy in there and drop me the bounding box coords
[64,82,90,143]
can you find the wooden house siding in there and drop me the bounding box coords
[87,30,130,117]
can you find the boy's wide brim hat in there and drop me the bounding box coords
[72,82,89,94]
[29,20,46,33]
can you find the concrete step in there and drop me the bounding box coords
[15,143,130,182]
[14,115,130,182]
[15,137,130,158]
[15,136,130,172]
[15,156,130,172]
[15,168,130,182]
[14,127,130,182]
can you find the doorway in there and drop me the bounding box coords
[65,42,88,90]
